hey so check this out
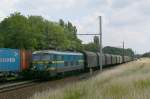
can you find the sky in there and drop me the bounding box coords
[0,0,150,54]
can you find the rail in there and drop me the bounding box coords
[0,80,38,93]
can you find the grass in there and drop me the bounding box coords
[30,58,150,99]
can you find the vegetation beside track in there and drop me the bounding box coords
[30,58,150,99]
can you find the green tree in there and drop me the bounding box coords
[0,12,82,51]
[103,46,134,57]
[83,43,98,52]
[59,19,65,27]
[0,33,4,47]
[67,21,77,37]
[83,36,100,52]
[28,15,47,49]
[0,12,36,49]
[45,21,69,50]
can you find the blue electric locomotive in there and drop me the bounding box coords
[32,50,84,76]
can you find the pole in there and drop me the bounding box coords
[77,16,103,72]
[99,16,103,71]
[134,50,136,59]
[123,41,125,62]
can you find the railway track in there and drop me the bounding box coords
[0,80,38,93]
[0,63,129,95]
[0,62,133,99]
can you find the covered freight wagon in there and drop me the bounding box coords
[0,48,31,73]
[111,55,117,65]
[96,53,105,66]
[83,51,98,68]
[105,54,112,65]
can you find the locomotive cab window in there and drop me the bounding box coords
[41,53,51,61]
[32,54,41,61]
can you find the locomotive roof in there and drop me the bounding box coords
[33,50,83,55]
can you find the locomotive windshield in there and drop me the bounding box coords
[32,53,51,61]
[32,54,41,61]
[41,53,51,61]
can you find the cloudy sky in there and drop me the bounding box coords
[0,0,150,54]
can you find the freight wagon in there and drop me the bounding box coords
[0,48,31,77]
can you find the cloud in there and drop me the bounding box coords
[16,0,80,10]
[0,0,19,19]
[13,0,89,20]
[108,0,137,9]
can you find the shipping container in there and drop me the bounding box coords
[20,50,32,70]
[0,48,32,73]
[0,48,20,72]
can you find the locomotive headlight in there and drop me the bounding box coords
[33,66,36,69]
[44,65,48,69]
[48,67,56,71]
[31,65,36,70]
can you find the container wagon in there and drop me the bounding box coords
[0,48,31,77]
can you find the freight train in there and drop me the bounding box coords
[0,48,132,79]
[32,50,132,78]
